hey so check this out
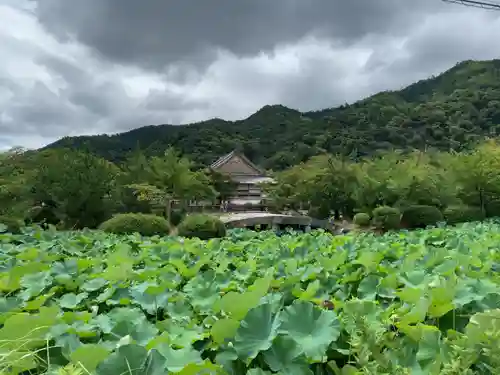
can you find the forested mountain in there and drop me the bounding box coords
[44,59,500,170]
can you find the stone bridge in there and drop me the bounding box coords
[217,212,331,231]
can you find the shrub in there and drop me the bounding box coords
[99,213,170,236]
[177,214,226,240]
[372,206,401,231]
[401,205,444,229]
[169,209,186,227]
[444,205,484,225]
[0,216,24,234]
[353,212,371,227]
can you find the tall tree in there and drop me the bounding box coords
[31,149,119,229]
[128,148,216,220]
[444,139,500,216]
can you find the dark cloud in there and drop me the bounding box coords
[2,0,500,150]
[34,0,446,71]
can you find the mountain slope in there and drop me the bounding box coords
[45,59,500,170]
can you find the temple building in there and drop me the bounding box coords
[209,150,274,210]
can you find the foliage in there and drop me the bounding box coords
[372,206,401,231]
[127,183,168,208]
[98,213,170,236]
[444,205,485,225]
[443,139,500,216]
[264,140,500,225]
[44,60,500,170]
[353,212,371,227]
[169,208,186,227]
[124,148,217,223]
[0,147,35,217]
[401,205,444,229]
[30,149,120,229]
[307,206,331,220]
[177,214,226,240]
[209,170,238,201]
[2,223,500,374]
[26,203,60,227]
[145,148,216,204]
[7,138,500,231]
[116,185,153,214]
[0,216,23,234]
[266,155,358,219]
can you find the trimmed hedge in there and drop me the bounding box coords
[444,205,484,225]
[401,205,444,229]
[353,212,371,227]
[372,206,401,231]
[177,214,226,240]
[0,216,23,234]
[99,213,170,236]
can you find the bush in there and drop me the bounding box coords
[169,209,186,227]
[99,213,170,236]
[401,205,444,229]
[177,214,226,240]
[372,206,401,231]
[0,216,24,234]
[353,212,371,227]
[444,205,484,225]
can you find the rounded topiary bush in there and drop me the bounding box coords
[353,212,371,227]
[372,206,401,231]
[177,214,226,240]
[401,205,444,229]
[444,205,484,225]
[0,216,24,234]
[99,213,170,236]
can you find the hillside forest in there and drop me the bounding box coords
[4,59,500,231]
[2,138,500,232]
[45,59,500,171]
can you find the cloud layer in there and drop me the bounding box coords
[1,0,500,150]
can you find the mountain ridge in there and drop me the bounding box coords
[44,58,500,170]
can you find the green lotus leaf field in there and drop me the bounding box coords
[1,222,500,374]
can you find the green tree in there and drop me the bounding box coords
[128,148,216,221]
[0,147,34,218]
[266,155,358,219]
[30,149,119,229]
[443,139,500,216]
[263,164,308,211]
[354,150,454,212]
[208,170,238,202]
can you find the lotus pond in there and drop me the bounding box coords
[1,222,500,375]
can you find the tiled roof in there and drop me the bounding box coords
[210,150,236,169]
[209,150,264,174]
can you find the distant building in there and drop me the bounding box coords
[209,150,275,210]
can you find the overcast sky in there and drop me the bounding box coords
[1,0,500,150]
